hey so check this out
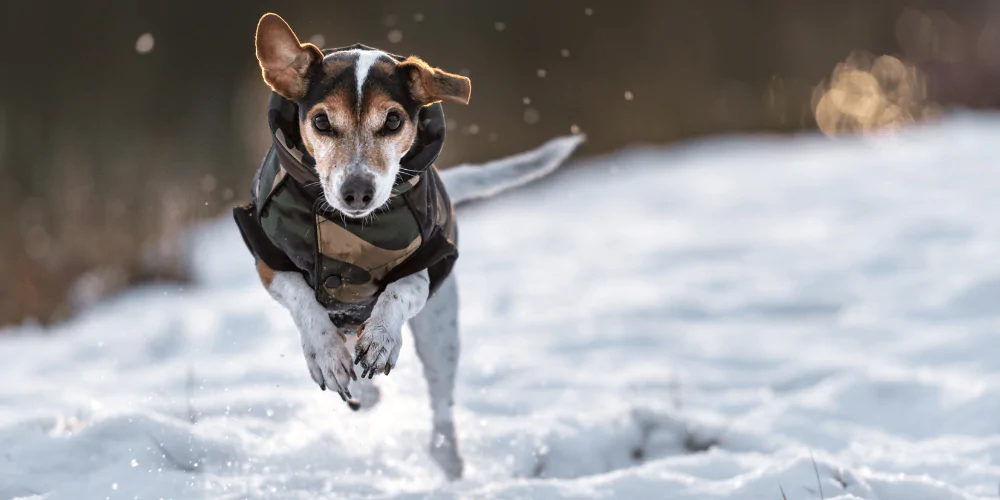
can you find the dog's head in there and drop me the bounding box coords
[254,13,471,218]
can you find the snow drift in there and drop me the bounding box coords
[3,115,1000,499]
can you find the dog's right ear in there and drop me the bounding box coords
[255,13,322,100]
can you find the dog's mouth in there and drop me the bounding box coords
[322,198,372,219]
[342,208,369,218]
[322,195,385,219]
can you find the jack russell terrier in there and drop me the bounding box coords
[233,13,583,479]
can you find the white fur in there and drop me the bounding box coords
[350,49,389,102]
[440,134,585,204]
[410,274,463,479]
[266,271,355,399]
[355,269,430,376]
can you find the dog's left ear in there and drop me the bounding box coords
[397,57,472,105]
[255,13,323,100]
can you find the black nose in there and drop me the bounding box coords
[340,177,375,209]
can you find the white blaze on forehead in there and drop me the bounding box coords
[349,49,390,102]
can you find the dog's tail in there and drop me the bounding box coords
[440,134,585,205]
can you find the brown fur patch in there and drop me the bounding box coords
[255,258,276,287]
[361,90,417,174]
[397,57,472,105]
[300,90,355,175]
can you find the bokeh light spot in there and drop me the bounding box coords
[135,33,155,55]
[309,34,325,47]
[812,52,938,136]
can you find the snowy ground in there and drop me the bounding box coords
[4,115,1000,499]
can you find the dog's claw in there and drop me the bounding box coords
[301,326,355,405]
[355,319,402,381]
[342,363,357,382]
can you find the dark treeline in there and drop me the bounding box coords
[2,0,999,324]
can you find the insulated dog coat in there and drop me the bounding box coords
[233,49,458,328]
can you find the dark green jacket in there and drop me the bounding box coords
[234,88,458,328]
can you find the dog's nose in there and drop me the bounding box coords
[340,177,375,210]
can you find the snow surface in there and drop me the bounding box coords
[4,116,1000,499]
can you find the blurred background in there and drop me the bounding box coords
[3,0,1000,326]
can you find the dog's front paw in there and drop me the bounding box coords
[302,333,357,401]
[355,320,402,379]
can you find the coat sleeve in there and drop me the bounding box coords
[232,203,300,273]
[232,145,302,274]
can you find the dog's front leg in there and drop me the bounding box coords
[257,259,356,400]
[355,269,430,378]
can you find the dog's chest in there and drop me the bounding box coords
[260,183,421,326]
[313,196,423,315]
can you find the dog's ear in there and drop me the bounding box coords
[255,13,322,100]
[397,57,472,105]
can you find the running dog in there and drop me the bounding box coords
[235,13,582,479]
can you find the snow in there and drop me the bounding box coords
[4,115,1000,499]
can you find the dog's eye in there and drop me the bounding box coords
[383,112,402,133]
[313,113,332,133]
